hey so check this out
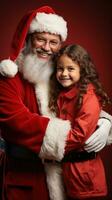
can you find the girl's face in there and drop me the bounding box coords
[56,54,80,88]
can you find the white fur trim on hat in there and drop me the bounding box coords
[0,59,18,77]
[29,12,67,41]
[39,118,71,161]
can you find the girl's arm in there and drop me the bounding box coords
[65,90,102,153]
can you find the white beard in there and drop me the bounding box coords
[16,52,53,84]
[16,52,65,200]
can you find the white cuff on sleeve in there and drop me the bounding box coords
[39,118,71,161]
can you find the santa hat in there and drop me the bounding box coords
[0,6,67,77]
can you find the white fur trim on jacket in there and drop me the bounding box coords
[0,59,18,77]
[39,117,71,161]
[35,82,55,117]
[35,82,49,115]
[29,12,67,41]
[35,83,70,161]
[100,110,112,145]
[44,163,67,200]
[35,82,69,200]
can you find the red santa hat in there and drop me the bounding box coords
[10,5,67,61]
[0,6,67,76]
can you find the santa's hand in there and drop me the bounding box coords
[0,59,18,77]
[84,118,111,152]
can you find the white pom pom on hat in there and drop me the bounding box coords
[0,59,18,77]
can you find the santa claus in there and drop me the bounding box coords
[0,5,112,200]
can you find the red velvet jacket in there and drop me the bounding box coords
[0,73,52,199]
[57,84,107,199]
[0,73,50,153]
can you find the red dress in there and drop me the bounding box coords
[57,84,107,199]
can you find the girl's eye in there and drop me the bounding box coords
[68,67,75,71]
[57,67,63,71]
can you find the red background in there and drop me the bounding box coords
[0,0,112,199]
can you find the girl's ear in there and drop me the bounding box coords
[0,59,18,77]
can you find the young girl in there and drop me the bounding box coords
[49,44,111,200]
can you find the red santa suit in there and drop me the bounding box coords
[0,6,70,200]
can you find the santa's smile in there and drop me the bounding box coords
[37,52,51,59]
[36,49,52,59]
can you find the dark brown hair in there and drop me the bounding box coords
[49,44,111,114]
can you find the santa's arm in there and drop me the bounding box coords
[84,110,112,152]
[0,60,72,159]
[100,110,112,145]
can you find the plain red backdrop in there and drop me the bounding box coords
[0,0,112,199]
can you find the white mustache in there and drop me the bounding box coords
[35,48,53,56]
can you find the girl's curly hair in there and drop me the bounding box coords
[48,44,111,114]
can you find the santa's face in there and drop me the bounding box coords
[31,32,62,60]
[16,32,62,84]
